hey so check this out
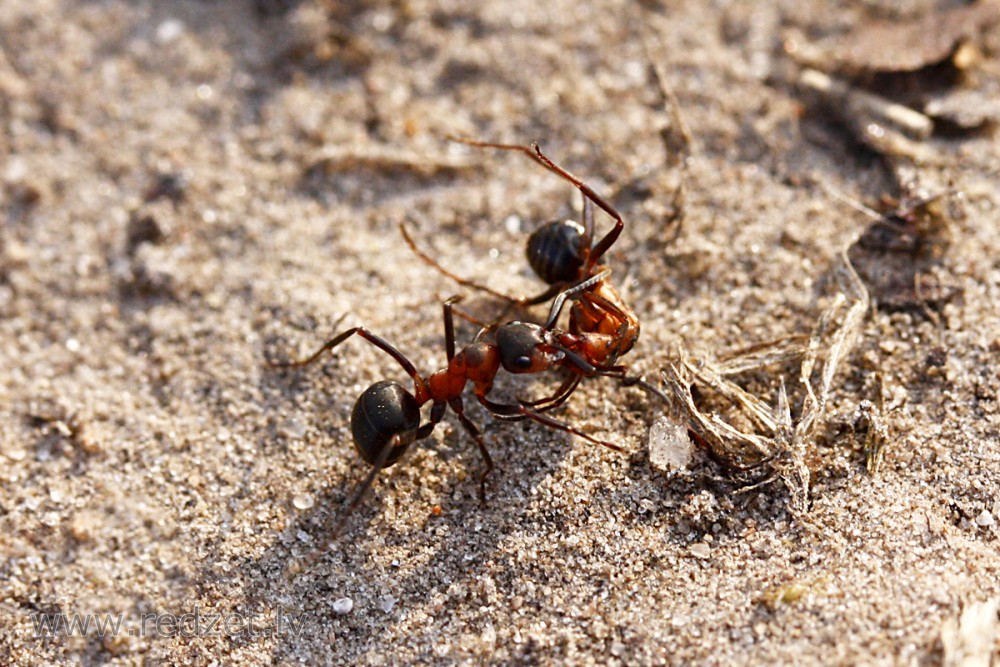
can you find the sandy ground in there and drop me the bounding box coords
[2,0,999,664]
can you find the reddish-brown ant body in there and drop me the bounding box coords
[402,139,641,408]
[271,277,662,535]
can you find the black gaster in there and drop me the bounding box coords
[526,220,584,284]
[350,381,421,467]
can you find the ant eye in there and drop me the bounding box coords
[514,356,532,370]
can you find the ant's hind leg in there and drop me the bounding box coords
[447,136,544,164]
[450,398,494,505]
[290,429,405,570]
[529,144,624,269]
[401,221,526,305]
[270,325,428,397]
[448,137,624,270]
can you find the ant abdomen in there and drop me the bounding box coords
[526,220,585,284]
[350,380,421,467]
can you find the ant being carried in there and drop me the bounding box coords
[401,139,641,393]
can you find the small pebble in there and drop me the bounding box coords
[332,597,354,614]
[292,493,315,510]
[156,18,185,44]
[378,595,397,613]
[69,512,99,542]
[504,214,522,234]
[689,542,711,559]
[975,510,995,527]
[4,447,26,462]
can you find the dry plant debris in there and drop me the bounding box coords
[660,247,870,511]
[940,597,1000,667]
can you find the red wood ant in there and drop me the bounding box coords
[270,277,662,536]
[401,139,642,412]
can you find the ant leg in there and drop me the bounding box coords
[417,402,447,440]
[529,144,624,269]
[452,304,493,330]
[270,326,429,400]
[449,398,494,504]
[519,282,569,307]
[442,297,462,361]
[314,400,448,550]
[520,374,582,411]
[581,191,594,256]
[403,221,568,326]
[321,402,445,545]
[448,137,624,272]
[543,269,612,329]
[294,421,433,568]
[478,395,624,453]
[489,282,567,329]
[448,136,547,164]
[327,430,404,538]
[401,221,525,305]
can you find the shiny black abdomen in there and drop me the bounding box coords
[350,381,420,467]
[526,220,585,284]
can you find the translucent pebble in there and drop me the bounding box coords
[332,597,354,614]
[648,416,693,471]
[378,595,397,613]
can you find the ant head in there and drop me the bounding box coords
[495,322,562,374]
[350,381,421,467]
[526,220,585,284]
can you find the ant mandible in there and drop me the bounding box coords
[270,278,646,535]
[402,138,641,406]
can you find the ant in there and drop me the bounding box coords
[270,277,662,537]
[401,139,640,378]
